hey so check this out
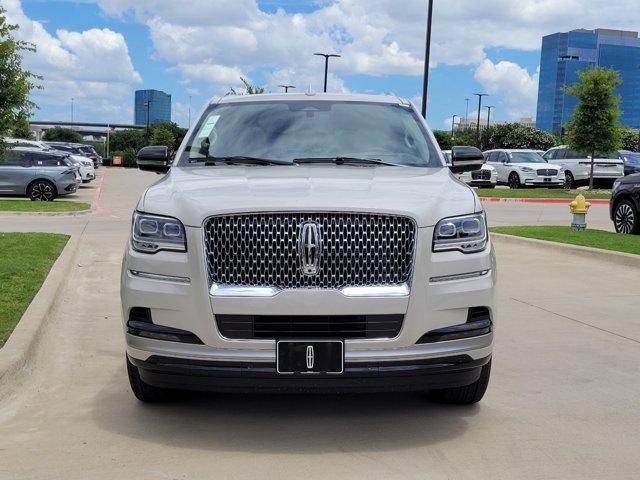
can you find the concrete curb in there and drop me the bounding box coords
[491,232,640,268]
[0,235,79,400]
[481,196,610,205]
[0,208,92,217]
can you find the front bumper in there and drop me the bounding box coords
[129,353,491,393]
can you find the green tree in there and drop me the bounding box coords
[433,130,452,150]
[151,124,175,152]
[480,123,558,151]
[153,122,187,151]
[9,112,34,139]
[230,77,265,95]
[620,127,639,152]
[108,128,147,153]
[565,67,623,189]
[0,8,40,155]
[43,126,81,143]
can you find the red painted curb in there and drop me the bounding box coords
[480,196,610,205]
[91,169,114,216]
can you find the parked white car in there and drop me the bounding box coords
[484,149,565,188]
[122,93,495,404]
[443,150,497,188]
[542,146,625,188]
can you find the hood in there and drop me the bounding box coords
[514,162,562,170]
[140,165,478,228]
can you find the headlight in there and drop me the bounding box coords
[433,213,487,253]
[131,212,187,253]
[520,166,534,173]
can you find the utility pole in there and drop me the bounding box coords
[486,106,495,128]
[314,53,341,93]
[474,93,488,147]
[421,0,434,118]
[451,114,459,139]
[279,85,296,93]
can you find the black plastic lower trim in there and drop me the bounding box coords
[129,354,491,394]
[127,320,204,345]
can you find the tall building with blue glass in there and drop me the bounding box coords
[134,89,172,126]
[536,29,640,133]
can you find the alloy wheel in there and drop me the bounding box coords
[614,202,636,234]
[508,173,520,189]
[564,172,574,189]
[29,181,55,201]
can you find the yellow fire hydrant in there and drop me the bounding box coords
[569,193,591,231]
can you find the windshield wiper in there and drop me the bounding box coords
[293,156,402,167]
[190,156,291,166]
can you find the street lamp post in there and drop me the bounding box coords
[144,99,152,139]
[486,106,495,128]
[473,93,488,147]
[279,85,296,93]
[421,0,434,118]
[451,114,459,139]
[314,53,341,93]
[465,98,470,122]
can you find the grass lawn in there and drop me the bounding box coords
[476,188,610,200]
[0,200,90,212]
[0,233,69,346]
[490,226,640,255]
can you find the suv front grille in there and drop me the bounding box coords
[204,212,416,289]
[471,170,491,180]
[536,169,558,176]
[216,314,404,339]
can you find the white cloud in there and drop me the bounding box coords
[474,59,539,119]
[3,0,141,122]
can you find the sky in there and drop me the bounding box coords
[4,0,640,130]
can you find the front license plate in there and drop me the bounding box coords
[544,177,551,182]
[277,340,344,374]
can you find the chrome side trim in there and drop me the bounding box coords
[429,269,491,284]
[209,283,411,298]
[129,270,191,284]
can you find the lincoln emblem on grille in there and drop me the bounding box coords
[306,345,314,369]
[298,221,322,276]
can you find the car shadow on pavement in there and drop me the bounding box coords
[93,370,480,454]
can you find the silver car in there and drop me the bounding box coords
[0,148,79,201]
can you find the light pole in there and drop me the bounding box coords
[474,93,488,146]
[465,98,470,122]
[451,114,459,139]
[314,53,341,93]
[421,0,434,118]
[279,85,296,93]
[486,106,495,128]
[144,99,152,139]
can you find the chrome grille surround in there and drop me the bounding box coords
[203,212,416,290]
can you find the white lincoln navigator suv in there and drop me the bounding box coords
[122,93,496,404]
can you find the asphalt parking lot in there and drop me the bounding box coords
[0,168,638,479]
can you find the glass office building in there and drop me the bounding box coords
[536,29,640,133]
[134,89,172,126]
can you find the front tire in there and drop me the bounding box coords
[429,360,491,405]
[126,356,172,402]
[28,180,56,201]
[564,171,575,189]
[614,200,639,234]
[508,172,521,189]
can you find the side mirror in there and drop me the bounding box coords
[136,146,170,173]
[449,146,485,173]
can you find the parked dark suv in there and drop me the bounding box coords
[45,142,103,167]
[610,173,640,234]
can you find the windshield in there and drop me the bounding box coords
[179,100,441,167]
[623,152,640,165]
[509,152,546,163]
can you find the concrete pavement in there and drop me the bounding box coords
[0,168,638,479]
